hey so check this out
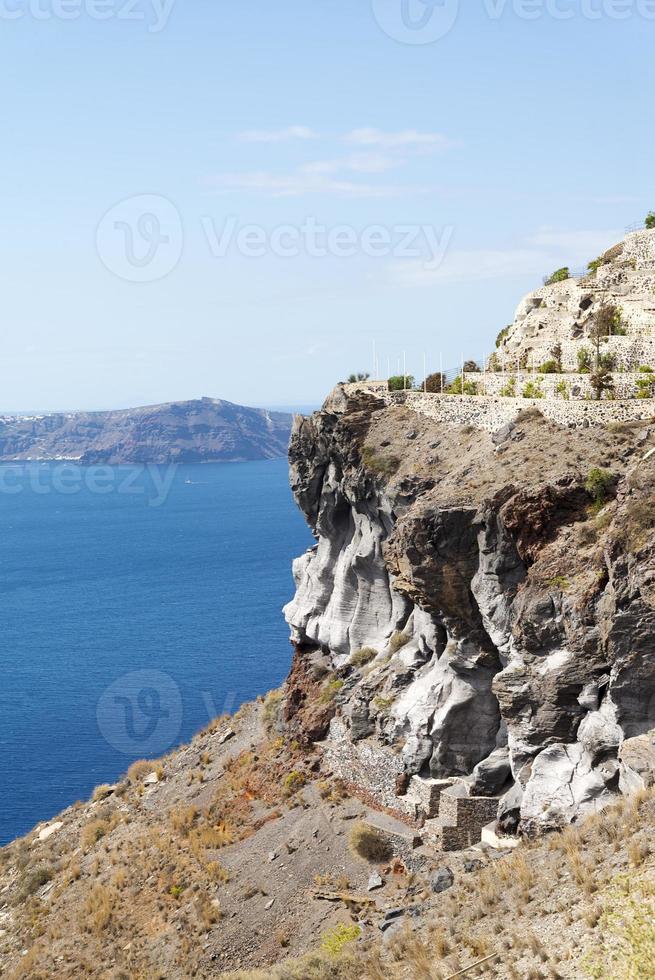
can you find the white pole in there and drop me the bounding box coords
[403,351,407,390]
[387,356,390,380]
[423,353,427,393]
[373,340,376,379]
[440,353,443,394]
[461,352,464,396]
[483,352,486,394]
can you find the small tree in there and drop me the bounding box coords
[388,375,414,392]
[593,303,623,339]
[545,267,570,286]
[645,212,655,230]
[346,372,370,383]
[585,468,613,509]
[449,375,478,395]
[463,360,480,373]
[590,366,615,401]
[423,371,446,393]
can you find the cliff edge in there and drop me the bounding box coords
[283,385,655,840]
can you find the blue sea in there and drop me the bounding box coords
[0,459,314,846]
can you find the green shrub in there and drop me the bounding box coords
[449,375,478,395]
[555,380,570,400]
[346,372,370,383]
[538,359,560,374]
[545,267,570,285]
[522,380,544,399]
[350,647,377,668]
[645,212,655,230]
[585,468,613,509]
[387,375,414,391]
[348,822,393,863]
[496,325,511,348]
[577,348,592,373]
[500,375,516,397]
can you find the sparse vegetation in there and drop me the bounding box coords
[348,822,393,863]
[388,630,410,653]
[350,647,377,668]
[585,468,613,510]
[361,445,401,477]
[320,923,362,956]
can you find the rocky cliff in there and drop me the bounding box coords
[283,385,655,838]
[0,398,292,464]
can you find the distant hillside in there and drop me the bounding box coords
[0,398,294,464]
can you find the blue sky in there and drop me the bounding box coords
[0,0,653,411]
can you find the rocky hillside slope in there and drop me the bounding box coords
[1,387,655,979]
[284,386,655,839]
[0,398,292,464]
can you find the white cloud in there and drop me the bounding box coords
[236,126,318,143]
[344,128,455,152]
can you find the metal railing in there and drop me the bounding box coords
[542,269,587,286]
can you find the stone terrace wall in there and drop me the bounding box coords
[499,337,655,373]
[481,371,648,401]
[342,384,655,433]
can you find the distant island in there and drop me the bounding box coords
[0,397,294,464]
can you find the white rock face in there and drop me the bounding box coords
[285,330,655,840]
[496,229,655,372]
[37,822,64,842]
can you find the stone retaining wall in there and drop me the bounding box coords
[342,384,655,433]
[324,718,413,817]
[495,337,655,374]
[481,371,650,401]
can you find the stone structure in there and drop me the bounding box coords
[495,229,655,375]
[341,385,655,434]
